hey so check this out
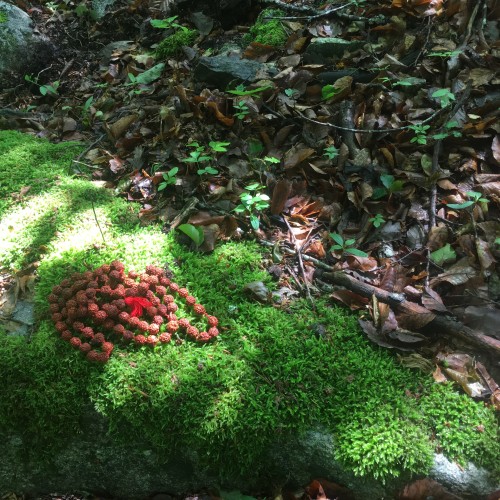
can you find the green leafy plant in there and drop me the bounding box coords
[178,223,204,247]
[409,124,430,145]
[432,88,455,108]
[323,145,339,160]
[234,183,270,230]
[432,120,462,140]
[446,191,489,210]
[369,213,385,228]
[183,141,229,175]
[233,101,250,120]
[372,174,405,200]
[158,167,179,191]
[24,74,60,96]
[329,233,368,257]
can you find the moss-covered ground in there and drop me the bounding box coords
[0,130,498,486]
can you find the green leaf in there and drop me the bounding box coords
[431,243,456,266]
[321,84,338,100]
[178,223,204,246]
[249,214,260,230]
[209,141,230,152]
[329,233,344,246]
[135,63,165,84]
[264,156,280,163]
[245,183,261,191]
[380,174,395,190]
[345,248,369,257]
[447,201,475,210]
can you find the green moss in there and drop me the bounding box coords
[0,10,8,23]
[0,131,82,218]
[0,130,498,485]
[244,9,288,47]
[155,28,198,59]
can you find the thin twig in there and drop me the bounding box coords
[292,104,448,134]
[283,217,316,309]
[91,200,106,244]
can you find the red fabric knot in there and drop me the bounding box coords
[124,296,153,317]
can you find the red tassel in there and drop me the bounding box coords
[125,296,153,317]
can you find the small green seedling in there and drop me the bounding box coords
[158,167,178,190]
[234,183,270,230]
[372,174,405,200]
[234,101,250,120]
[432,120,462,141]
[209,141,230,152]
[369,213,385,228]
[227,84,272,97]
[409,124,430,145]
[24,75,60,96]
[197,166,219,176]
[323,145,339,160]
[329,233,368,257]
[178,223,204,246]
[183,142,212,165]
[184,141,229,175]
[446,191,489,210]
[432,88,455,108]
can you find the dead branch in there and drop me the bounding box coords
[260,240,500,355]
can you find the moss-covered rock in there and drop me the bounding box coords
[156,28,198,59]
[244,9,288,47]
[0,130,498,497]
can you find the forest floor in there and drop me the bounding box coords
[0,0,499,499]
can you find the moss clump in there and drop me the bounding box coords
[0,10,8,23]
[244,9,288,47]
[0,130,499,485]
[155,28,198,58]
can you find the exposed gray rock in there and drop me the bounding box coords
[2,415,498,499]
[193,55,276,89]
[0,2,55,86]
[431,453,500,497]
[304,38,365,64]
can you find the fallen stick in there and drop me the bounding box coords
[260,241,500,355]
[322,270,500,356]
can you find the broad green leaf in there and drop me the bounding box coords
[245,183,261,191]
[321,84,338,100]
[345,248,369,257]
[209,141,230,152]
[250,214,260,230]
[135,63,165,84]
[380,174,395,190]
[178,223,204,246]
[329,233,344,246]
[447,201,475,210]
[431,243,456,266]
